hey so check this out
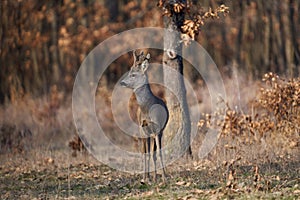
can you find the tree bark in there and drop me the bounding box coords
[163,0,192,160]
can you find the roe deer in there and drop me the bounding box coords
[120,50,168,182]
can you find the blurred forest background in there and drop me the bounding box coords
[1,0,299,104]
[0,0,299,154]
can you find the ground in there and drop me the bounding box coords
[0,148,299,200]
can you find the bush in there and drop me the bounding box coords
[198,73,300,161]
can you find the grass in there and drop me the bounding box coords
[0,148,299,199]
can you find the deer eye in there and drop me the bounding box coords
[130,74,136,78]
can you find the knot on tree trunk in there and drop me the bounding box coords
[167,49,177,59]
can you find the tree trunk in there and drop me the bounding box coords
[163,0,192,160]
[50,4,61,85]
[105,0,119,22]
[280,0,294,77]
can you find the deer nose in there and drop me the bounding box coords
[120,80,127,87]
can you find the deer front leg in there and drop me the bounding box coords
[140,129,150,182]
[140,138,149,181]
[141,120,153,182]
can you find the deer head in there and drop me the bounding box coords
[120,50,150,90]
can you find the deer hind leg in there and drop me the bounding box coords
[155,134,166,182]
[150,136,157,182]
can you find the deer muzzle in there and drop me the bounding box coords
[120,80,128,87]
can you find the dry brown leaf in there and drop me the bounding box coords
[294,189,300,194]
[176,180,186,186]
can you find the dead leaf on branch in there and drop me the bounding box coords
[180,4,229,44]
[173,3,185,13]
[203,5,230,19]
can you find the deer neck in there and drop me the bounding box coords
[134,84,154,108]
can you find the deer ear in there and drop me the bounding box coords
[146,53,150,60]
[141,60,149,73]
[133,50,137,62]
